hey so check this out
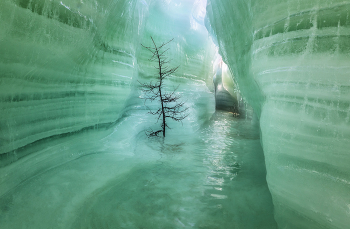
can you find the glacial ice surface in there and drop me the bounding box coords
[0,94,277,228]
[2,0,349,228]
[206,0,350,228]
[0,0,277,228]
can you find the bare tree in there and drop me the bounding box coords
[138,37,188,137]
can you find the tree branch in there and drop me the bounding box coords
[139,36,187,137]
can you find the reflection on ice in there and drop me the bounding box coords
[198,111,277,228]
[0,107,277,228]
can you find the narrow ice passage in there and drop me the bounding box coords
[0,107,277,228]
[2,0,350,228]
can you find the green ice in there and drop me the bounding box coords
[1,0,350,228]
[207,0,350,228]
[0,107,277,228]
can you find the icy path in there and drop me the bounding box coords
[0,111,277,228]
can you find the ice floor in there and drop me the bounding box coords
[0,110,277,228]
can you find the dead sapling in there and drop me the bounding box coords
[138,37,189,137]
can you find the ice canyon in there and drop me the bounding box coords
[0,0,349,228]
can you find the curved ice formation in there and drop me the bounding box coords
[1,0,349,228]
[0,0,148,162]
[206,0,350,228]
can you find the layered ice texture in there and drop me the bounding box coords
[0,0,144,160]
[0,0,216,162]
[1,0,272,228]
[206,0,350,228]
[0,0,349,228]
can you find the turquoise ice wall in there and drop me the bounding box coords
[206,0,350,228]
[2,0,350,228]
[0,0,149,164]
[0,0,216,166]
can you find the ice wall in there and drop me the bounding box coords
[0,1,221,221]
[0,0,150,165]
[0,0,217,166]
[206,0,350,228]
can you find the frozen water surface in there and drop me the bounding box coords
[0,108,276,228]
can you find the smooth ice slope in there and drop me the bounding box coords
[206,0,350,228]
